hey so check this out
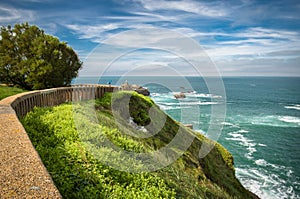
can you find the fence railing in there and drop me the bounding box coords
[6,84,118,117]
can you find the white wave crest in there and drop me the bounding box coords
[158,105,192,110]
[222,122,234,126]
[221,121,240,128]
[234,115,300,128]
[284,104,300,111]
[226,131,257,158]
[235,167,297,199]
[185,93,222,99]
[258,143,267,147]
[278,116,300,125]
[238,129,249,133]
[255,159,268,166]
[161,101,220,106]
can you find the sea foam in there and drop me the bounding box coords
[226,130,257,158]
[235,167,297,199]
[284,104,300,111]
[278,116,300,126]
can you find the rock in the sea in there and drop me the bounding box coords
[174,92,186,99]
[134,87,150,96]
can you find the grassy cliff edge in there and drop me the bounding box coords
[22,91,259,198]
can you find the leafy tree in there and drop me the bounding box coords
[0,23,82,90]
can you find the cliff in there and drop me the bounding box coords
[21,91,259,198]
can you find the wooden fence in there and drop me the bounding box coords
[9,84,118,117]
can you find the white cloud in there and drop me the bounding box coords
[206,41,300,60]
[66,22,185,43]
[39,22,58,35]
[1,0,299,77]
[136,0,228,17]
[217,39,274,45]
[81,46,212,77]
[0,6,34,22]
[61,1,300,76]
[215,56,300,76]
[66,23,122,42]
[77,27,223,77]
[170,27,230,38]
[65,22,300,75]
[234,27,299,40]
[105,11,179,22]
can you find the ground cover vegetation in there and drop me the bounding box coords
[22,91,258,198]
[0,85,27,100]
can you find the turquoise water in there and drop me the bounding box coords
[75,76,300,198]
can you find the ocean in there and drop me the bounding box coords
[74,76,300,199]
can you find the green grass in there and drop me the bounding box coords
[0,85,27,100]
[22,104,175,198]
[21,91,258,199]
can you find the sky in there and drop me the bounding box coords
[0,0,300,76]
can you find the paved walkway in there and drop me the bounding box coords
[0,104,61,198]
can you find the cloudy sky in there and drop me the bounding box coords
[1,0,300,76]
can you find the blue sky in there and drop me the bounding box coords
[1,0,300,76]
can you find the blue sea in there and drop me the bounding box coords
[74,76,300,199]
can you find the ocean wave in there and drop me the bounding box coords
[258,143,267,147]
[151,92,224,110]
[226,130,267,159]
[254,159,286,171]
[221,121,240,128]
[222,122,234,126]
[284,104,300,111]
[238,129,249,133]
[226,130,257,158]
[150,93,161,97]
[158,105,192,110]
[151,93,173,101]
[232,115,300,128]
[184,93,223,99]
[235,167,298,199]
[199,101,220,105]
[255,159,268,166]
[278,116,300,125]
[160,101,220,106]
[151,92,223,100]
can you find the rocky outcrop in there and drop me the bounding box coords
[134,87,150,96]
[174,92,186,99]
[121,81,150,96]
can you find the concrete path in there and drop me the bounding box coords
[0,104,61,198]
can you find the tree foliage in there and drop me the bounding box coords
[0,23,82,90]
